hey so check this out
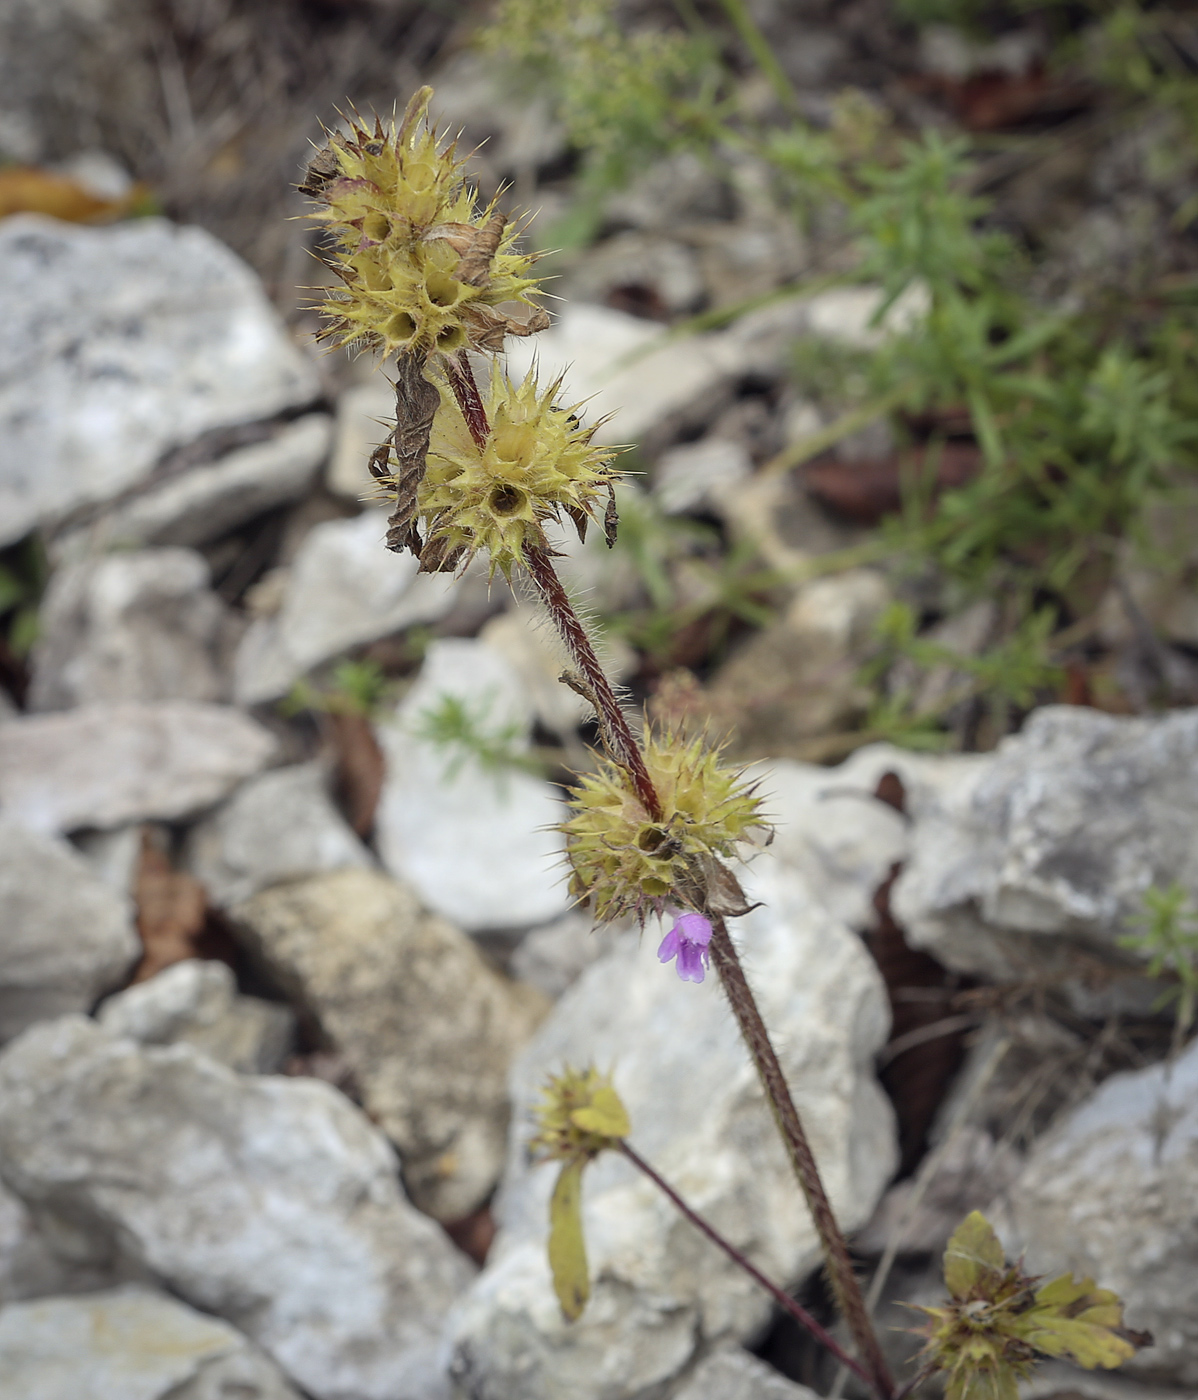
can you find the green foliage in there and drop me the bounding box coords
[0,535,48,659]
[917,1212,1141,1399]
[281,659,391,719]
[529,1066,632,1321]
[477,0,1198,729]
[481,0,722,242]
[411,690,541,781]
[1119,882,1198,1041]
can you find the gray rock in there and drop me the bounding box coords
[71,825,143,896]
[232,867,546,1221]
[0,1286,300,1400]
[183,762,373,909]
[0,215,318,547]
[558,232,706,317]
[0,702,277,835]
[670,1349,819,1400]
[233,509,459,705]
[375,640,570,932]
[1004,1036,1198,1385]
[97,960,294,1075]
[29,548,233,711]
[0,1176,134,1306]
[446,854,896,1400]
[0,820,139,1045]
[706,570,890,760]
[654,437,752,516]
[508,911,629,1001]
[327,381,397,502]
[893,706,1198,982]
[0,1017,473,1400]
[56,414,333,555]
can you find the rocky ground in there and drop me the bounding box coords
[1,3,1198,1400]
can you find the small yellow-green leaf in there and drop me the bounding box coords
[944,1211,1006,1300]
[1021,1273,1139,1369]
[548,1159,589,1321]
[569,1085,630,1139]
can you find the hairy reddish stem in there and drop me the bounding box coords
[709,918,895,1399]
[620,1140,877,1391]
[440,351,891,1398]
[523,545,663,821]
[445,353,490,453]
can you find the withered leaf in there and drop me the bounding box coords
[298,143,341,200]
[564,503,589,544]
[457,209,506,287]
[604,483,619,549]
[695,852,757,918]
[385,352,440,557]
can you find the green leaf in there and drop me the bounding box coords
[1020,1273,1138,1369]
[548,1159,589,1321]
[945,1363,1020,1400]
[943,1211,1006,1300]
[569,1085,630,1138]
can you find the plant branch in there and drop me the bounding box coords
[619,1140,876,1391]
[522,544,663,821]
[708,918,896,1400]
[439,355,891,1395]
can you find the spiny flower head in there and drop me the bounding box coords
[303,87,546,357]
[916,1212,1144,1400]
[529,1065,631,1165]
[562,730,769,925]
[415,361,621,578]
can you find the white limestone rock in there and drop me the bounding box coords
[231,867,546,1220]
[375,639,570,932]
[0,1017,473,1400]
[97,960,294,1075]
[0,1286,301,1400]
[29,548,234,711]
[183,761,373,908]
[55,414,333,555]
[0,701,277,835]
[1004,1036,1198,1386]
[893,706,1198,982]
[670,1349,820,1400]
[446,855,897,1400]
[233,509,459,705]
[0,819,139,1045]
[0,215,318,547]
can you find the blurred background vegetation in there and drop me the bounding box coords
[5,0,1198,761]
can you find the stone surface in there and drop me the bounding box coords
[893,706,1198,982]
[0,702,277,835]
[446,854,896,1400]
[0,1017,473,1400]
[56,414,333,555]
[234,509,459,705]
[0,819,140,1045]
[670,1349,819,1400]
[0,1286,301,1400]
[0,215,318,547]
[478,604,634,742]
[375,639,571,932]
[1004,1036,1198,1385]
[97,960,294,1075]
[508,911,628,1001]
[232,867,546,1220]
[653,437,752,516]
[183,761,373,908]
[29,548,233,711]
[0,1175,134,1306]
[706,570,890,760]
[328,381,397,501]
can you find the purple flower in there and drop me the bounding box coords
[657,911,714,984]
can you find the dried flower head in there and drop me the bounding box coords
[304,87,546,357]
[916,1212,1146,1400]
[562,730,768,924]
[408,361,621,577]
